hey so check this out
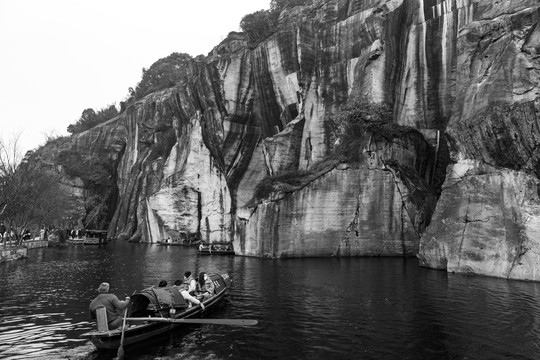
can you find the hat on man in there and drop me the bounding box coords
[97,282,110,293]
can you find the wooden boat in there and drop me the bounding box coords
[157,239,199,247]
[67,230,108,245]
[198,243,235,255]
[67,237,85,244]
[83,230,108,245]
[80,273,232,351]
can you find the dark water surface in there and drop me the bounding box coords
[1,241,540,360]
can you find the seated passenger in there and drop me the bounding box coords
[157,280,167,287]
[173,272,205,310]
[197,272,215,301]
[185,271,197,295]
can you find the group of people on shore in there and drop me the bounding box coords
[0,221,33,244]
[89,271,216,330]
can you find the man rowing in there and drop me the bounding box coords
[89,282,131,329]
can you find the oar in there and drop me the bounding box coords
[126,317,258,326]
[116,307,129,359]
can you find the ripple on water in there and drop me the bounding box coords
[2,244,540,360]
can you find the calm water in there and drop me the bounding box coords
[1,241,540,360]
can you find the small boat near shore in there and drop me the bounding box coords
[83,230,108,245]
[198,243,235,256]
[67,230,108,245]
[157,239,199,247]
[80,273,253,351]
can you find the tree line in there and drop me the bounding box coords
[240,0,308,48]
[0,134,74,245]
[65,1,310,136]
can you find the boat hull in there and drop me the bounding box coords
[67,238,85,245]
[83,237,107,245]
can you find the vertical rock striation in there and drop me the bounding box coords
[417,0,540,280]
[38,0,540,280]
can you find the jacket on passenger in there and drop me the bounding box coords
[203,278,215,295]
[185,275,197,294]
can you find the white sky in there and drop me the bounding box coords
[0,0,269,155]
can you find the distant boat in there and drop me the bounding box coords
[67,236,85,245]
[157,233,200,247]
[83,230,108,245]
[157,240,199,247]
[68,230,108,245]
[198,243,235,256]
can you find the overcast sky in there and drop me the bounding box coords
[0,0,269,156]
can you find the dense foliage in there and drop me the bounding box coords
[67,105,119,135]
[330,97,416,162]
[251,98,420,203]
[240,10,278,48]
[55,149,114,229]
[240,0,308,48]
[0,140,74,243]
[56,150,112,189]
[130,52,193,100]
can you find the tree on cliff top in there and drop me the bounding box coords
[240,10,278,48]
[67,105,119,135]
[240,0,308,48]
[131,52,193,100]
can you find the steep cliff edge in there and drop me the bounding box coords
[417,1,540,281]
[38,0,540,280]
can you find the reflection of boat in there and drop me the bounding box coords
[80,273,231,351]
[198,243,235,255]
[67,230,108,245]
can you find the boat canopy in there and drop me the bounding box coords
[130,287,185,316]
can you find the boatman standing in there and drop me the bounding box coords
[89,282,130,330]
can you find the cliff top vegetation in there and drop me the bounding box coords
[66,52,192,135]
[67,105,119,135]
[64,1,309,136]
[251,98,421,203]
[128,52,194,101]
[240,0,309,48]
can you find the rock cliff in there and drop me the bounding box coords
[40,0,540,280]
[417,1,540,281]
